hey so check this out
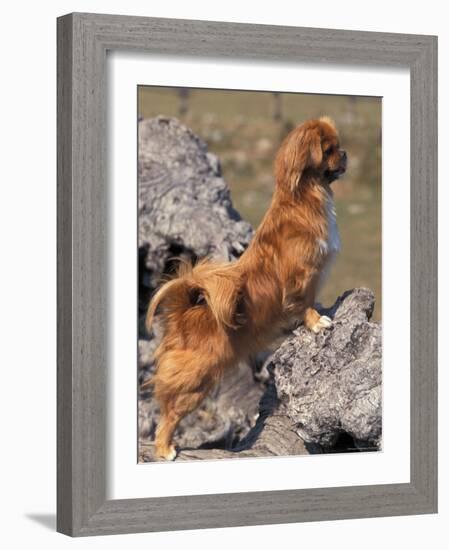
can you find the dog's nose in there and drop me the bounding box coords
[340,150,347,161]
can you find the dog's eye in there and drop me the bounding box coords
[324,146,333,158]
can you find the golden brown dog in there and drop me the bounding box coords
[143,117,347,460]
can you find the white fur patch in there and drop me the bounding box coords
[317,238,328,255]
[316,195,341,292]
[312,315,333,333]
[158,446,177,461]
[326,199,341,254]
[165,447,177,461]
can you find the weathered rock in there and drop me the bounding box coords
[271,288,382,451]
[140,381,310,462]
[138,116,253,313]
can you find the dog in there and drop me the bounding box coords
[142,117,347,460]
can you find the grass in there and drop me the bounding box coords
[139,87,382,320]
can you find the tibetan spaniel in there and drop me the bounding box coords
[142,116,347,460]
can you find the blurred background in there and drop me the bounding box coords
[138,87,382,320]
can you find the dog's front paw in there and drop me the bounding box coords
[311,315,332,333]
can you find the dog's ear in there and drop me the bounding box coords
[275,125,323,192]
[306,128,323,168]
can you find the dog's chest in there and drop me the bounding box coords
[316,197,341,290]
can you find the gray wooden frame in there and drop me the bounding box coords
[57,12,438,537]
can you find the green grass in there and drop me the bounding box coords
[139,87,382,320]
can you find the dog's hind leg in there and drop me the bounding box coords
[154,389,209,461]
[154,408,181,461]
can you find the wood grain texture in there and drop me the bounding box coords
[57,12,438,536]
[57,14,73,536]
[409,36,438,508]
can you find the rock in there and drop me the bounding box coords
[140,381,310,462]
[138,116,253,311]
[271,288,382,450]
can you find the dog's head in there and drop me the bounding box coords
[275,116,347,193]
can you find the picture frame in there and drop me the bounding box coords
[57,12,437,536]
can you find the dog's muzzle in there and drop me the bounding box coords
[325,150,347,183]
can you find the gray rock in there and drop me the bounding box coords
[140,375,310,462]
[271,288,382,450]
[138,116,253,302]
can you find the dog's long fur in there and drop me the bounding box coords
[143,117,347,460]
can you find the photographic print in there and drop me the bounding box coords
[56,15,437,534]
[138,87,382,463]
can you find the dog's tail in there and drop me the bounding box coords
[145,260,244,336]
[145,277,186,335]
[141,276,188,393]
